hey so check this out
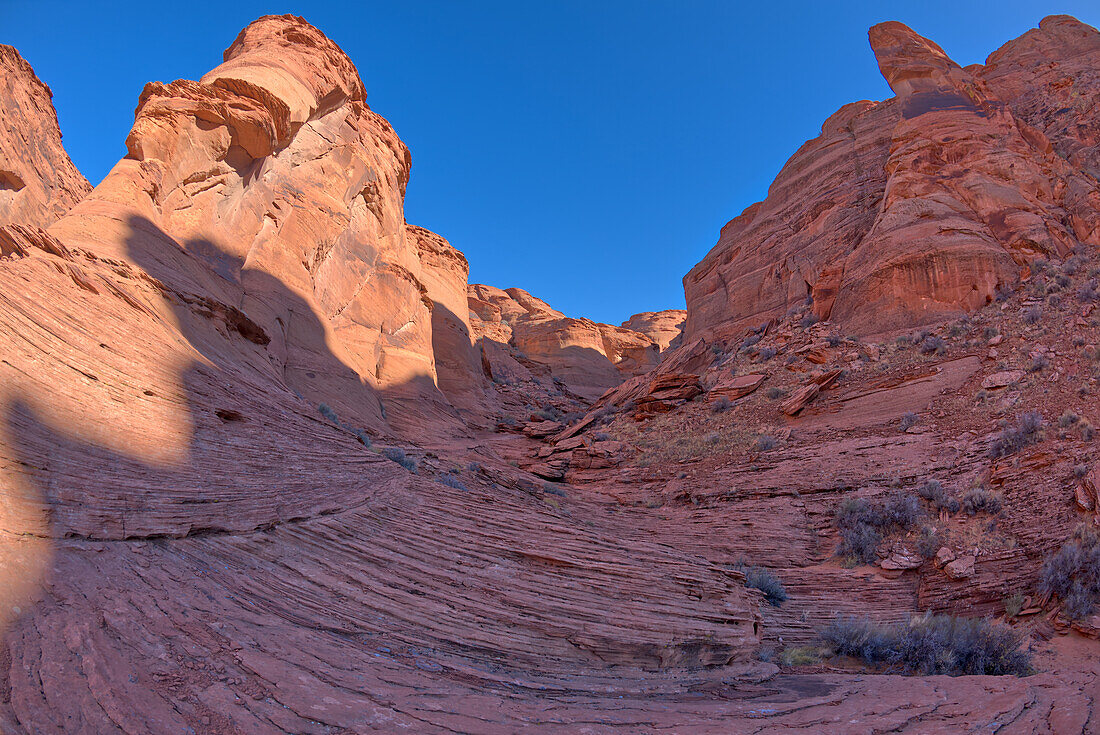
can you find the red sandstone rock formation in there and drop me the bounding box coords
[0,45,90,228]
[621,309,686,351]
[5,13,1100,735]
[469,283,660,400]
[685,15,1100,339]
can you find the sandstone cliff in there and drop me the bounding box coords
[685,16,1100,339]
[0,45,90,228]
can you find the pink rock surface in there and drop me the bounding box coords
[0,45,91,228]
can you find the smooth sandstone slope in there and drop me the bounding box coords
[684,15,1100,340]
[0,45,91,228]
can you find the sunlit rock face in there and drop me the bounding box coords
[45,15,466,437]
[0,45,91,228]
[468,284,661,400]
[621,309,686,352]
[685,16,1100,339]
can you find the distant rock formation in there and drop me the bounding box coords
[0,45,90,228]
[468,284,660,400]
[684,15,1100,339]
[621,309,686,351]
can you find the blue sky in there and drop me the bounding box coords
[3,2,1099,324]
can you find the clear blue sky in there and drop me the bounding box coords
[3,2,1098,324]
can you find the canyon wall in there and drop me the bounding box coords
[684,16,1100,339]
[0,45,90,228]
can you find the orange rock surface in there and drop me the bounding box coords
[0,45,90,228]
[685,16,1100,339]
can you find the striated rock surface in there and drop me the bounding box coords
[685,16,1100,339]
[6,12,1100,735]
[0,45,90,228]
[469,284,660,400]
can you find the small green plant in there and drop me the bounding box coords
[779,646,821,666]
[834,493,923,563]
[960,486,1002,516]
[989,411,1043,458]
[439,473,469,492]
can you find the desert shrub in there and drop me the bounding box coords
[983,326,1000,340]
[960,486,1002,516]
[754,435,778,452]
[1079,280,1099,302]
[1060,411,1080,428]
[1039,525,1100,620]
[826,334,843,347]
[542,482,567,497]
[439,474,469,492]
[711,395,732,414]
[382,446,419,473]
[900,411,919,431]
[592,431,612,442]
[1028,354,1048,372]
[917,527,941,559]
[352,428,372,447]
[318,403,340,424]
[741,565,788,606]
[994,285,1012,303]
[917,479,959,514]
[920,336,945,355]
[895,335,911,348]
[1063,256,1085,276]
[533,407,561,421]
[820,615,1031,676]
[467,461,483,473]
[740,334,762,352]
[766,387,786,400]
[800,313,820,328]
[834,493,923,563]
[1081,421,1095,441]
[989,411,1044,458]
[1004,592,1025,618]
[758,346,777,361]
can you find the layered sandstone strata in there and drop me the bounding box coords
[685,16,1100,338]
